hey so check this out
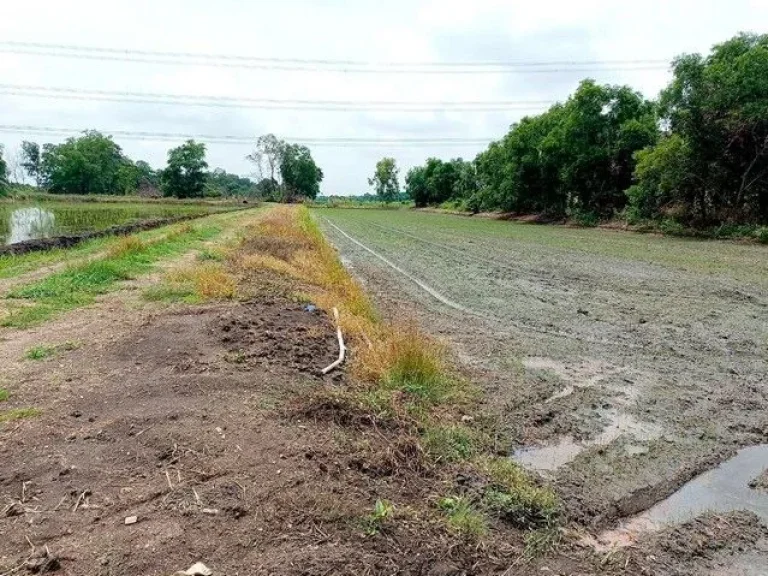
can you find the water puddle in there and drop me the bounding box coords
[595,445,768,549]
[513,412,662,473]
[7,207,56,244]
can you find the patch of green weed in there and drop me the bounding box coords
[423,425,479,462]
[361,499,394,536]
[480,457,560,529]
[0,407,41,423]
[0,389,8,402]
[438,496,488,538]
[24,341,80,361]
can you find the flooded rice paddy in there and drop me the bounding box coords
[0,202,227,245]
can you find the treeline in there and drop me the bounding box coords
[0,131,324,201]
[402,34,768,229]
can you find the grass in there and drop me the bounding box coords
[0,407,40,423]
[2,223,221,328]
[144,261,237,303]
[423,425,479,462]
[480,457,561,529]
[438,496,488,538]
[24,341,80,361]
[0,389,8,402]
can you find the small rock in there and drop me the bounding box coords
[202,508,219,516]
[215,427,223,434]
[461,415,474,423]
[124,515,138,525]
[185,562,213,576]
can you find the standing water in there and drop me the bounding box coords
[596,444,768,548]
[7,207,56,244]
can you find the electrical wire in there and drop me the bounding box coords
[0,124,494,147]
[0,41,670,74]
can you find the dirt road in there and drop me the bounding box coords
[318,209,768,533]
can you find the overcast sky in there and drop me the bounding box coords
[1,0,767,194]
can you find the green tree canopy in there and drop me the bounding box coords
[21,141,42,186]
[160,140,209,199]
[39,131,136,195]
[279,143,323,201]
[369,157,400,202]
[631,33,768,224]
[0,145,8,196]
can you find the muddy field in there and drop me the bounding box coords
[318,209,768,553]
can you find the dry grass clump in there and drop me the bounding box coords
[146,262,237,303]
[107,235,147,257]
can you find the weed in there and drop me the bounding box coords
[107,236,147,257]
[24,341,80,361]
[438,496,488,538]
[480,457,560,529]
[423,425,478,462]
[0,407,41,423]
[197,249,224,261]
[0,389,8,402]
[143,285,197,303]
[757,227,768,244]
[25,345,57,361]
[225,350,247,364]
[361,499,395,535]
[523,526,562,560]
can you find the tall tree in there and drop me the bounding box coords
[161,140,208,199]
[0,145,8,195]
[247,134,285,184]
[631,33,768,224]
[39,131,135,195]
[279,143,323,201]
[20,141,42,186]
[369,157,400,202]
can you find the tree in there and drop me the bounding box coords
[160,140,208,199]
[369,157,400,202]
[279,143,323,201]
[247,134,285,184]
[20,141,42,186]
[0,145,8,196]
[206,168,257,197]
[632,33,768,224]
[39,131,135,195]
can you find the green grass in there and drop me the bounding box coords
[24,341,80,361]
[2,223,221,328]
[480,458,560,529]
[0,389,8,402]
[0,407,40,423]
[423,425,479,462]
[142,284,198,303]
[438,496,488,538]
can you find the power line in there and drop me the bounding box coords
[0,83,554,112]
[0,41,670,74]
[0,124,494,147]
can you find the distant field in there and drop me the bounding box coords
[0,200,238,246]
[317,208,768,526]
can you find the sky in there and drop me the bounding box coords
[0,0,767,195]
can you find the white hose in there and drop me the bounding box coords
[322,308,346,375]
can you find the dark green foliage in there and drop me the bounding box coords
[280,143,323,201]
[630,33,768,225]
[473,80,656,217]
[160,140,208,199]
[39,131,138,195]
[369,157,400,202]
[405,158,475,207]
[0,145,7,196]
[20,141,42,186]
[255,177,280,201]
[205,168,256,198]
